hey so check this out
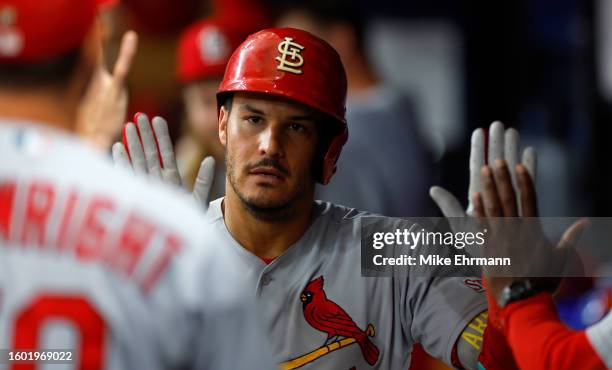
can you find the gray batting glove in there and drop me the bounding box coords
[429,121,537,218]
[112,113,215,211]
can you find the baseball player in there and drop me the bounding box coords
[0,1,274,369]
[175,17,254,199]
[71,0,139,151]
[113,28,520,369]
[277,0,435,218]
[474,156,610,369]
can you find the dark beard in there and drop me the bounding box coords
[226,153,308,222]
[238,197,296,222]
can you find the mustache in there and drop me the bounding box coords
[247,157,290,176]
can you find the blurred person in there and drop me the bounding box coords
[431,122,608,368]
[277,0,434,217]
[0,1,275,369]
[474,158,610,370]
[175,17,253,199]
[496,292,611,370]
[429,121,537,370]
[114,27,523,370]
[76,0,139,151]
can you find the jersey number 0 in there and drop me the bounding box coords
[11,294,105,370]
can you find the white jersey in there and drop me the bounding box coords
[0,121,274,370]
[206,198,487,369]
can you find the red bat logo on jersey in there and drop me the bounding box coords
[300,276,380,366]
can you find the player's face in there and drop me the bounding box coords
[219,92,319,216]
[183,79,224,159]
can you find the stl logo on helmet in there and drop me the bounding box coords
[198,26,229,63]
[276,37,305,75]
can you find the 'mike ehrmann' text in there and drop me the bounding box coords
[371,228,511,267]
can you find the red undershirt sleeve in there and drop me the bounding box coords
[501,292,606,370]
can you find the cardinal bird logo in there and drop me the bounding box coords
[300,276,380,366]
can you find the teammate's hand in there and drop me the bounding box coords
[112,113,215,211]
[473,160,588,305]
[430,121,537,217]
[77,31,138,150]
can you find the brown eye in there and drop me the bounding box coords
[289,123,307,133]
[247,116,262,125]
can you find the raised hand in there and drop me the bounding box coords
[473,160,588,305]
[430,121,537,218]
[77,31,138,150]
[112,113,215,211]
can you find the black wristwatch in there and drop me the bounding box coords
[499,280,542,307]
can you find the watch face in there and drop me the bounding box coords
[511,281,529,295]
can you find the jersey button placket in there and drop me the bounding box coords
[261,274,272,286]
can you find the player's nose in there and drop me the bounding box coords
[258,126,284,158]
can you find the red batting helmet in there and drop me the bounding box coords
[217,27,348,185]
[0,0,97,62]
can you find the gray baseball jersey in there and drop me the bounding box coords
[0,121,274,370]
[206,198,487,369]
[587,310,612,369]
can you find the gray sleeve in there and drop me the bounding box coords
[586,310,612,369]
[406,277,487,366]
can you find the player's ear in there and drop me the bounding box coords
[219,105,228,147]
